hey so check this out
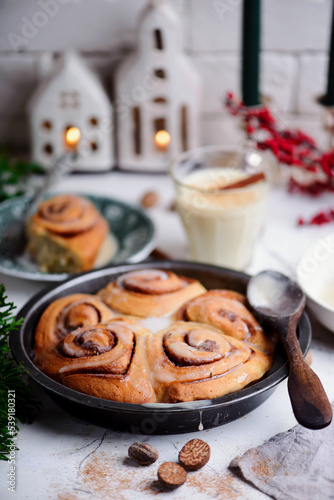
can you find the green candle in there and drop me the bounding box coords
[242,0,261,107]
[323,0,334,106]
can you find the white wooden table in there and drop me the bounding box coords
[1,171,334,500]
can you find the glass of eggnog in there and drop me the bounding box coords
[169,145,269,270]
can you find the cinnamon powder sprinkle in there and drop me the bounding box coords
[250,451,280,479]
[56,451,244,499]
[186,469,241,499]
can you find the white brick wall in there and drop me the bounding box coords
[298,53,328,114]
[262,0,331,51]
[0,0,187,52]
[0,0,332,151]
[189,0,242,52]
[261,53,298,113]
[192,54,240,114]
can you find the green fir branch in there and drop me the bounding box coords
[0,150,43,203]
[0,285,40,460]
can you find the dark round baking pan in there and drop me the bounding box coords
[10,260,312,435]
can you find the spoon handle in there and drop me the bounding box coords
[25,152,76,219]
[283,320,332,429]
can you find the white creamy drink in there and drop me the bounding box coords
[176,168,268,270]
[319,281,334,309]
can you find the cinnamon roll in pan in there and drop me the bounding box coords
[35,315,155,404]
[97,269,206,317]
[175,290,275,354]
[34,294,114,376]
[13,261,312,433]
[34,269,275,404]
[147,321,272,403]
[27,194,109,273]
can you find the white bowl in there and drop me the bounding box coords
[296,232,334,332]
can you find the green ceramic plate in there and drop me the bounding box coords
[0,194,155,282]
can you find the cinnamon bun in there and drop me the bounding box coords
[35,315,155,404]
[27,194,109,273]
[146,321,273,403]
[34,294,115,376]
[176,290,275,353]
[97,269,206,317]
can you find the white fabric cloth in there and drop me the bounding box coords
[230,404,334,500]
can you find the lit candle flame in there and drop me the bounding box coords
[155,130,171,150]
[66,127,81,147]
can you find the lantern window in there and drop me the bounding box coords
[41,120,53,131]
[133,106,141,155]
[43,143,53,155]
[154,29,164,50]
[153,97,167,104]
[181,105,188,151]
[89,117,99,127]
[154,68,166,79]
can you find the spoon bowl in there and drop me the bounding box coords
[248,270,332,430]
[248,270,305,318]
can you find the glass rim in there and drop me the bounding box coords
[168,144,266,195]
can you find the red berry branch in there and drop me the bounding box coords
[298,209,334,226]
[225,92,334,226]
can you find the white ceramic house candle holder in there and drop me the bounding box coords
[115,0,201,171]
[28,51,115,171]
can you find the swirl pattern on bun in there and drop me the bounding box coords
[97,269,206,317]
[35,316,155,404]
[27,194,109,273]
[146,321,272,403]
[33,194,101,234]
[176,290,274,353]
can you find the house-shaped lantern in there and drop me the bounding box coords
[115,0,201,171]
[28,51,114,171]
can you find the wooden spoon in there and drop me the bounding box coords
[247,270,332,430]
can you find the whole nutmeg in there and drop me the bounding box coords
[169,200,177,212]
[128,442,159,466]
[140,191,158,208]
[158,462,187,489]
[178,439,210,471]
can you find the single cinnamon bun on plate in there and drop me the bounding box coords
[146,321,273,403]
[27,194,109,273]
[34,310,155,404]
[176,290,275,354]
[97,269,206,317]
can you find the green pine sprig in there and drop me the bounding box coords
[0,285,40,461]
[0,149,43,203]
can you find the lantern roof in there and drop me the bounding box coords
[137,0,181,53]
[28,50,110,113]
